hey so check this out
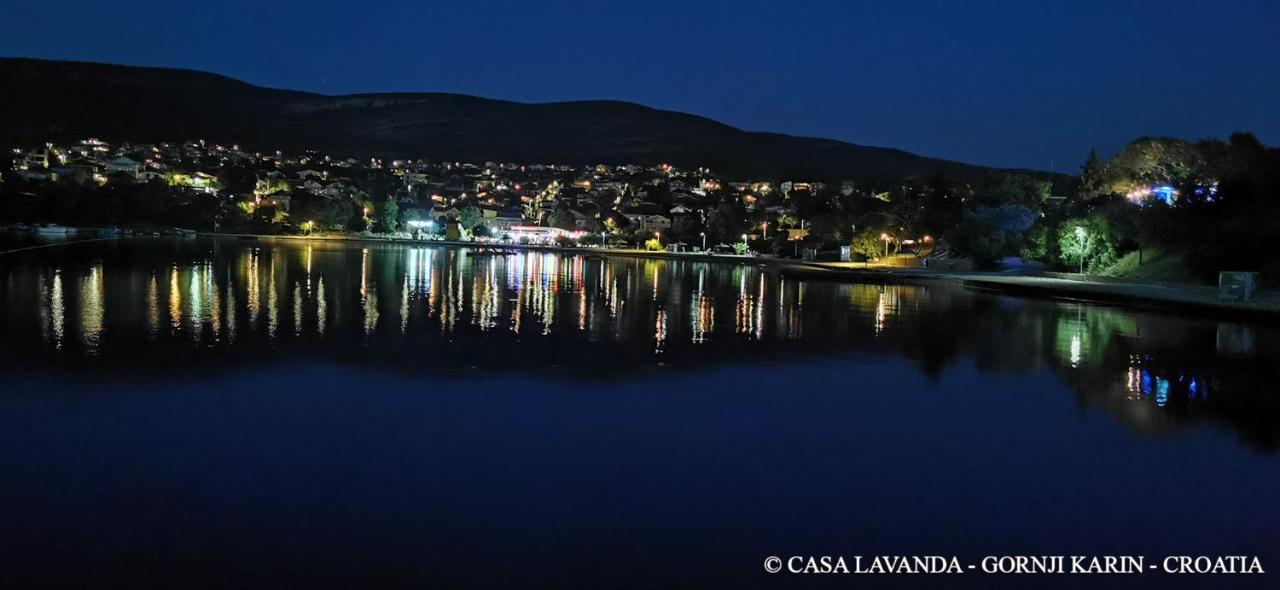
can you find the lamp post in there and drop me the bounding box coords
[1074,226,1087,274]
[881,233,891,258]
[700,231,706,251]
[761,221,768,239]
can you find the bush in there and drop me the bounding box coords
[1057,215,1122,274]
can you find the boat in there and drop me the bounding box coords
[34,224,72,235]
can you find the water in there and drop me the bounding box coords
[1,237,1277,588]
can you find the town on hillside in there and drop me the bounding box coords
[3,133,1278,284]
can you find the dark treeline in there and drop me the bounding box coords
[0,175,229,230]
[1033,133,1280,281]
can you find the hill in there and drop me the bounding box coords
[0,58,1057,183]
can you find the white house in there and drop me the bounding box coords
[624,213,671,230]
[105,156,142,178]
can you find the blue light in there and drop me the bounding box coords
[1188,378,1199,399]
[1156,378,1170,407]
[1152,186,1176,206]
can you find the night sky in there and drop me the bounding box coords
[3,0,1277,171]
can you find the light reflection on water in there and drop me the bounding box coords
[0,237,1278,450]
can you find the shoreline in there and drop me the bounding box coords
[7,228,1276,320]
[198,231,768,265]
[779,264,1280,320]
[207,231,1278,319]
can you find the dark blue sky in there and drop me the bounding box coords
[3,0,1277,170]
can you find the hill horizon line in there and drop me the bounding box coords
[0,57,1065,183]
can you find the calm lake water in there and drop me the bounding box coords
[1,236,1278,588]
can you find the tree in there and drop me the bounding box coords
[458,205,483,232]
[548,206,577,230]
[377,196,399,232]
[945,205,1037,267]
[1057,215,1122,274]
[805,213,844,246]
[670,215,701,241]
[705,201,746,242]
[850,229,885,261]
[920,173,964,235]
[643,182,672,207]
[216,165,257,194]
[1102,137,1206,196]
[1078,149,1104,200]
[986,174,1051,209]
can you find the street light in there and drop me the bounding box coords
[880,233,891,258]
[1074,226,1087,274]
[761,221,768,239]
[700,231,706,251]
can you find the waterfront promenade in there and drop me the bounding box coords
[205,231,1278,319]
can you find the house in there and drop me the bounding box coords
[15,149,49,170]
[105,156,142,178]
[301,179,326,194]
[429,206,461,221]
[138,169,166,183]
[401,172,430,186]
[322,181,352,198]
[49,166,93,184]
[266,194,292,211]
[171,172,221,193]
[488,208,525,232]
[624,212,671,230]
